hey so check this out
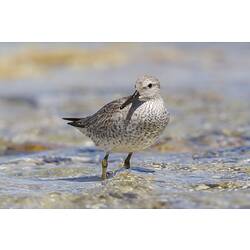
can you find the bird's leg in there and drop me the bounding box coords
[124,152,133,169]
[101,153,109,180]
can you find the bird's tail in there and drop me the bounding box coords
[63,117,81,122]
[62,117,87,128]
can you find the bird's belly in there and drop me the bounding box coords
[91,122,166,153]
[87,102,170,153]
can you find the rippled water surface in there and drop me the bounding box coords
[0,43,249,208]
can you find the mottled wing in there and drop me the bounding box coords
[84,96,128,131]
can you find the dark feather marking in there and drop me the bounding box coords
[63,117,89,128]
[62,117,81,122]
[67,121,83,127]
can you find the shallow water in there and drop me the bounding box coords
[0,43,249,208]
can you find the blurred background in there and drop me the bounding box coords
[0,43,249,208]
[1,43,249,153]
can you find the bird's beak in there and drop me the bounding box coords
[120,90,140,109]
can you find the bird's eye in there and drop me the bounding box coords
[148,83,152,88]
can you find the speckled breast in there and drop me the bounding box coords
[90,98,170,152]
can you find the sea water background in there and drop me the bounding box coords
[0,43,249,208]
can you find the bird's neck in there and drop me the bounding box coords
[139,94,162,102]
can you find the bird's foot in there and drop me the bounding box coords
[101,171,114,180]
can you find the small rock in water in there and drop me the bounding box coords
[195,184,211,191]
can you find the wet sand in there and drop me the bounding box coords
[0,43,249,208]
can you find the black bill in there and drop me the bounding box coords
[120,90,140,109]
